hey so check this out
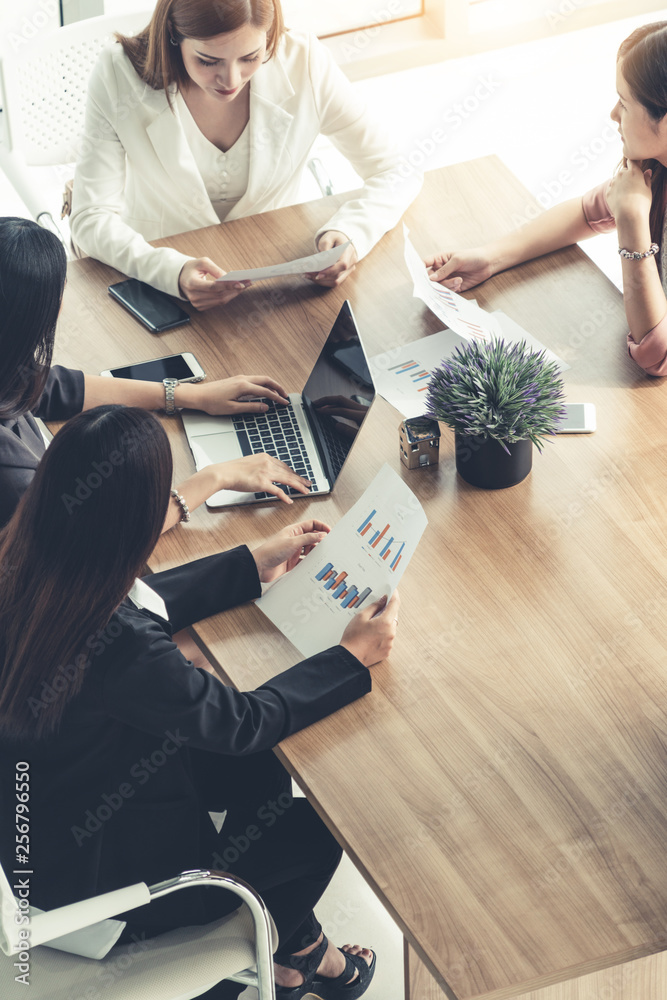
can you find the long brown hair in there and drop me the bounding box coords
[0,218,67,419]
[117,0,285,99]
[618,22,667,251]
[0,406,172,739]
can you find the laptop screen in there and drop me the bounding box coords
[301,301,376,486]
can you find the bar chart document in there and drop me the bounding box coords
[256,465,428,657]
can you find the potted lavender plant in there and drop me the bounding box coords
[425,338,566,489]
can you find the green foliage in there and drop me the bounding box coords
[426,338,566,452]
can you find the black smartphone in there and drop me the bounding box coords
[108,279,190,333]
[100,352,206,382]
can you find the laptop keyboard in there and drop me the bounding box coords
[231,400,316,500]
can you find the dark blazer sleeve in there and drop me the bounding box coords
[99,603,370,756]
[33,365,85,421]
[142,545,261,632]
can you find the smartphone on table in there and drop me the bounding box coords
[556,403,596,433]
[100,353,206,382]
[108,279,190,333]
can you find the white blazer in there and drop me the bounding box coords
[70,32,422,297]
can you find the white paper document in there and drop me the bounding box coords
[404,226,501,342]
[217,241,351,282]
[491,311,569,371]
[402,228,569,373]
[256,465,427,658]
[369,329,468,418]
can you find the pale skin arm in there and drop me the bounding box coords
[82,375,312,531]
[425,197,596,292]
[606,159,666,343]
[304,231,358,287]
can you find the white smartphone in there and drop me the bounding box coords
[557,403,596,433]
[100,352,206,383]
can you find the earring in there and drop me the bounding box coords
[169,35,179,47]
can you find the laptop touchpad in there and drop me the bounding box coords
[190,433,241,468]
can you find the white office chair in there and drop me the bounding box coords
[0,11,149,237]
[0,861,277,1000]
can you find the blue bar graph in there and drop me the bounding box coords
[316,563,371,609]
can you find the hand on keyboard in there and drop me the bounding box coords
[216,454,311,504]
[178,375,290,415]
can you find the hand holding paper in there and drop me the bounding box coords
[217,241,352,283]
[256,465,426,658]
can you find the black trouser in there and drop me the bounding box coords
[137,750,342,1000]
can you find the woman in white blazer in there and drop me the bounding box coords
[70,0,422,311]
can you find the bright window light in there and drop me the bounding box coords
[281,0,422,37]
[469,0,612,32]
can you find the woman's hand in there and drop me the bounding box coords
[305,231,358,287]
[607,158,653,223]
[178,258,252,311]
[340,591,399,667]
[177,376,289,415]
[252,520,331,582]
[216,455,312,504]
[424,248,495,292]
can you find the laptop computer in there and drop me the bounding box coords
[181,301,376,507]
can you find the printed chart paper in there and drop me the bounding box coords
[217,241,351,282]
[491,311,569,371]
[369,329,468,418]
[404,226,501,342]
[256,465,427,658]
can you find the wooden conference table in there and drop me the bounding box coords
[57,159,667,1000]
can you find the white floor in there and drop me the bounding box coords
[4,8,667,998]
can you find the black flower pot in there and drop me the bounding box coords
[455,433,532,489]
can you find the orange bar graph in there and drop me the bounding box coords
[371,524,389,549]
[360,523,373,537]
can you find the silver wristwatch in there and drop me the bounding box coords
[163,378,179,415]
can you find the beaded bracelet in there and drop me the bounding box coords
[618,243,660,260]
[170,489,190,523]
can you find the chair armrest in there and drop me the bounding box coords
[21,883,150,952]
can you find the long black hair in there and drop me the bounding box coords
[619,22,667,252]
[0,217,67,419]
[0,405,173,738]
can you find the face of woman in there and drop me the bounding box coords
[179,24,267,102]
[611,61,667,164]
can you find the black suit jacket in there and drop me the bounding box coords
[0,366,85,527]
[0,545,370,929]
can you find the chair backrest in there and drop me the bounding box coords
[0,11,150,166]
[0,857,21,957]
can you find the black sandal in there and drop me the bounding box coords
[274,934,329,999]
[310,945,377,1000]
